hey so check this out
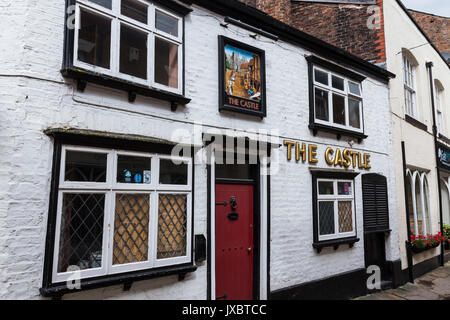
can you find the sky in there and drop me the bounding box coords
[401,0,450,17]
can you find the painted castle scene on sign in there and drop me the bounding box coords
[225,45,262,102]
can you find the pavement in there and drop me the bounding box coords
[355,262,450,300]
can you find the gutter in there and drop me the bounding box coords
[182,0,396,83]
[426,61,445,267]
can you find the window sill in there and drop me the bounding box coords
[40,263,197,298]
[61,67,191,111]
[405,114,428,132]
[313,237,360,254]
[309,123,367,142]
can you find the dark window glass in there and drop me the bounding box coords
[78,9,111,69]
[332,75,344,91]
[120,24,147,79]
[160,159,188,185]
[117,155,151,184]
[88,0,112,9]
[215,164,255,180]
[319,181,334,195]
[349,98,361,129]
[58,193,105,272]
[121,0,148,24]
[319,201,335,236]
[314,69,328,85]
[65,151,107,182]
[315,88,329,121]
[155,37,179,88]
[156,10,178,37]
[333,93,346,125]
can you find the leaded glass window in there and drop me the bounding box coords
[53,146,192,283]
[317,179,356,241]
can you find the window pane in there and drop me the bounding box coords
[78,9,111,69]
[319,181,334,195]
[156,10,179,37]
[120,24,147,79]
[155,37,179,88]
[117,155,151,184]
[314,69,328,86]
[113,194,150,265]
[315,88,329,121]
[338,201,353,233]
[65,151,107,182]
[158,194,187,259]
[160,159,188,185]
[349,98,361,129]
[121,0,148,24]
[88,0,112,9]
[338,182,353,195]
[333,93,346,125]
[319,201,335,236]
[349,82,361,96]
[58,194,105,273]
[332,76,344,91]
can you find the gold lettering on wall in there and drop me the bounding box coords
[284,140,371,170]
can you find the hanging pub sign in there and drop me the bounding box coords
[219,36,267,118]
[438,143,450,171]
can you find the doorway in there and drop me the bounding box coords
[215,184,254,300]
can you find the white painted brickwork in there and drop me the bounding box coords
[0,1,397,299]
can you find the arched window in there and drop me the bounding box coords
[441,178,450,226]
[402,49,418,118]
[406,169,432,235]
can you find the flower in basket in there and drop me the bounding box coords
[410,234,428,249]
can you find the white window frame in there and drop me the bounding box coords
[403,55,418,119]
[52,145,192,283]
[313,66,364,133]
[317,179,357,242]
[436,85,444,134]
[406,169,432,236]
[73,0,183,94]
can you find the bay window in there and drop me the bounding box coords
[71,0,183,94]
[307,56,366,141]
[312,67,363,133]
[52,145,192,284]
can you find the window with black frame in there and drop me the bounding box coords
[50,145,192,285]
[71,0,183,94]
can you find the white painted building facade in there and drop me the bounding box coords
[0,0,397,299]
[383,0,450,278]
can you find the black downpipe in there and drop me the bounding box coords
[426,61,445,267]
[402,141,414,283]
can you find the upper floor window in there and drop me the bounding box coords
[435,81,444,134]
[312,67,363,133]
[403,55,418,118]
[73,0,183,94]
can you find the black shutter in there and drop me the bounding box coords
[362,174,390,233]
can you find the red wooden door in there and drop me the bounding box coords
[215,184,254,300]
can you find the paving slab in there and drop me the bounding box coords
[354,262,450,300]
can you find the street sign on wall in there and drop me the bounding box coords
[438,144,450,171]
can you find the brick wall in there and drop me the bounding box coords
[409,10,450,54]
[242,0,386,64]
